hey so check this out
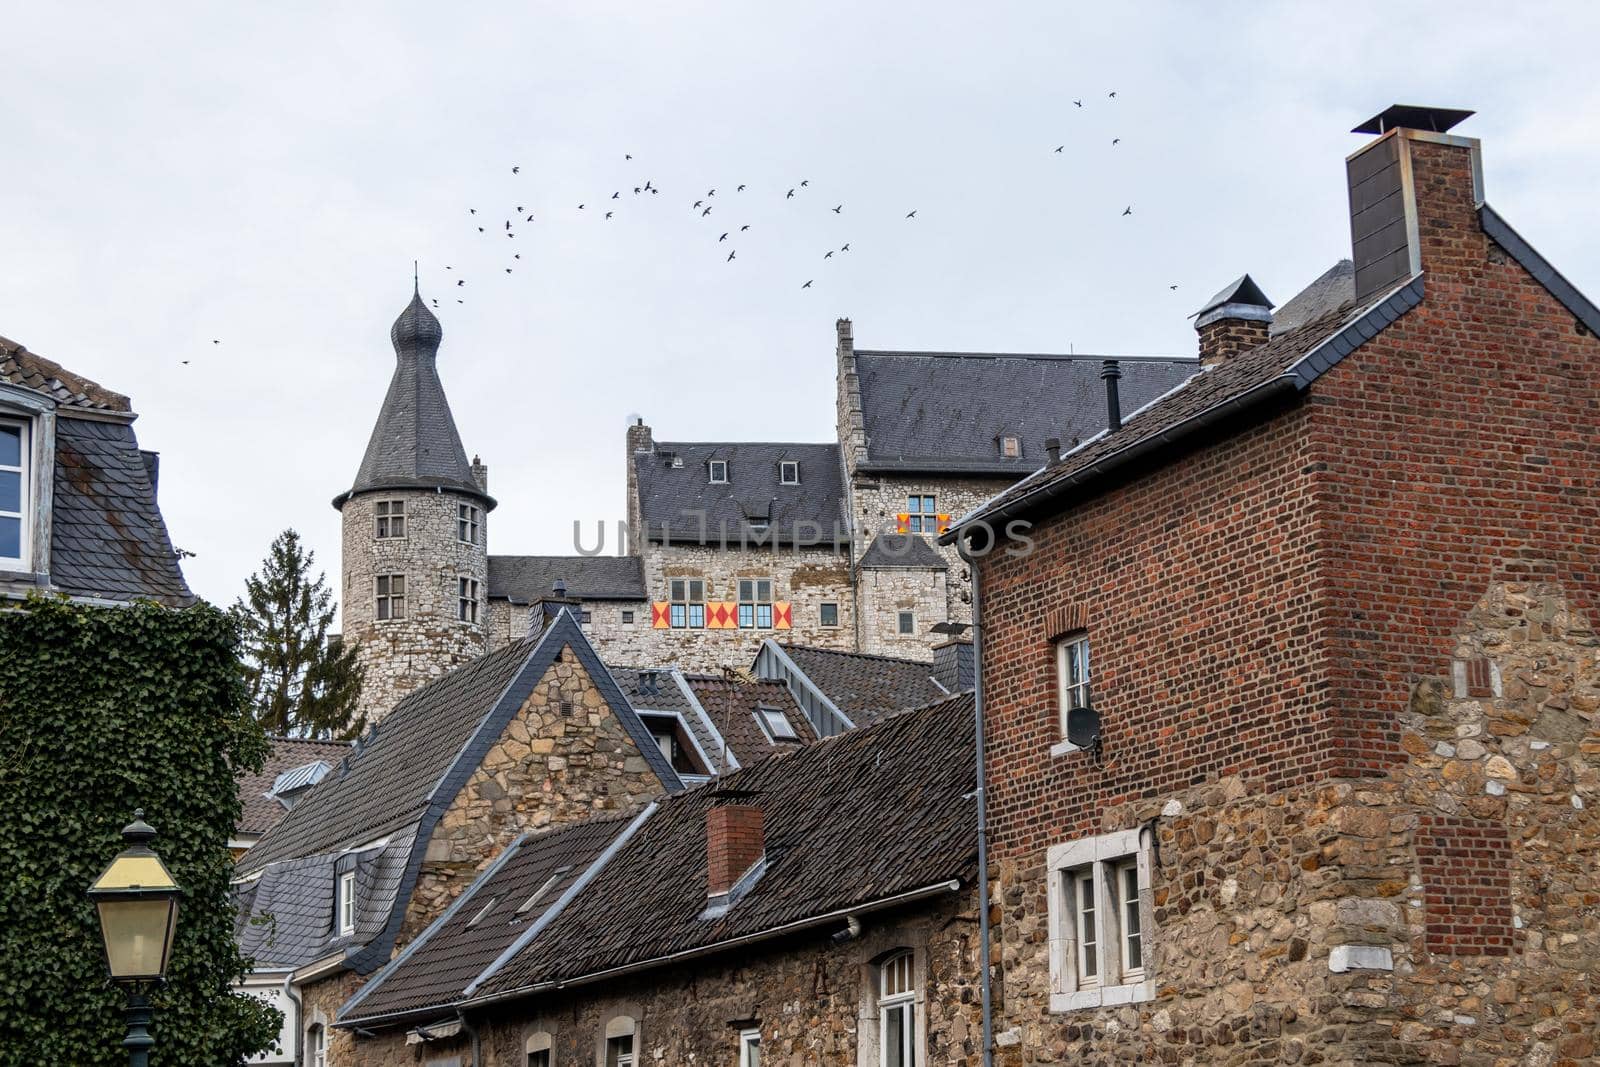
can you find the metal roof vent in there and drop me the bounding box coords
[1352,105,1474,135]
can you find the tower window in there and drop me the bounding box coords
[374,499,405,539]
[457,503,481,544]
[0,420,28,566]
[779,460,800,485]
[375,574,407,620]
[738,579,774,629]
[458,577,480,623]
[709,460,728,484]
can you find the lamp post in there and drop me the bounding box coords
[87,810,182,1067]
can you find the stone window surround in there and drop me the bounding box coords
[525,1025,555,1065]
[458,576,481,623]
[739,578,774,629]
[856,941,929,1067]
[669,579,705,629]
[305,1007,330,1067]
[1051,632,1091,758]
[596,1009,641,1067]
[897,611,915,635]
[820,601,840,628]
[374,498,407,539]
[457,502,481,545]
[0,386,56,577]
[1045,828,1155,1012]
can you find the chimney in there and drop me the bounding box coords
[625,418,653,554]
[1193,275,1273,367]
[626,417,654,455]
[1044,437,1061,464]
[471,454,489,493]
[706,790,765,898]
[1347,105,1479,305]
[932,638,975,693]
[1100,360,1122,431]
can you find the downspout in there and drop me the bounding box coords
[961,539,995,1067]
[458,1010,480,1066]
[281,974,302,1066]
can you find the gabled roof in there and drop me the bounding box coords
[946,275,1426,538]
[853,349,1194,475]
[236,611,685,975]
[1271,260,1353,335]
[338,692,977,1025]
[0,336,130,412]
[858,533,948,570]
[488,555,645,603]
[759,642,949,729]
[633,442,847,547]
[236,736,352,838]
[334,289,490,510]
[681,674,817,763]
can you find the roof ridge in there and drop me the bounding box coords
[854,348,1193,364]
[778,642,935,668]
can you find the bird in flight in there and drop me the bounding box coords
[727,250,736,262]
[1073,99,1083,107]
[702,206,712,216]
[512,165,520,173]
[737,184,746,192]
[634,187,641,194]
[505,220,511,230]
[516,205,523,212]
[505,268,513,273]
[1112,138,1121,145]
[841,243,850,252]
[802,280,813,288]
[740,224,750,231]
[525,214,534,222]
[611,191,620,199]
[693,200,703,209]
[824,251,834,259]
[477,226,485,232]
[905,210,917,219]
[800,180,809,187]
[1122,206,1132,215]
[181,359,190,365]
[445,265,453,269]
[578,203,585,209]
[469,208,477,214]
[1168,284,1178,290]
[832,205,842,214]
[786,189,795,199]
[211,339,220,345]
[1054,145,1064,153]
[707,189,716,197]
[514,253,521,259]
[625,153,632,160]
[605,211,614,219]
[1108,91,1117,98]
[719,232,729,242]
[457,279,465,286]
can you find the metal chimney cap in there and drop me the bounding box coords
[1353,105,1474,136]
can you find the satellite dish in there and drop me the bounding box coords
[1066,705,1101,751]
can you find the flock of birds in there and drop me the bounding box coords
[427,89,1145,310]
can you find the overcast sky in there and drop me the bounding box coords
[6,1,1599,613]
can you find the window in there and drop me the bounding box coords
[375,574,407,620]
[904,494,937,533]
[879,951,916,1067]
[814,602,838,627]
[709,459,728,484]
[779,460,800,485]
[621,610,635,625]
[738,579,773,629]
[739,1029,762,1067]
[1046,829,1154,1011]
[526,1031,553,1067]
[604,1037,633,1067]
[0,419,27,565]
[640,713,705,774]
[309,1024,327,1067]
[528,1052,551,1067]
[897,611,915,635]
[1000,435,1021,458]
[458,577,480,623]
[374,499,405,539]
[516,868,571,917]
[458,503,481,544]
[670,579,705,629]
[755,706,798,742]
[465,895,499,929]
[337,871,356,937]
[1056,634,1091,742]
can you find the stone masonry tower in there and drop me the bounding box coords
[334,284,495,724]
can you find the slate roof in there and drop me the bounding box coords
[858,533,948,570]
[335,815,632,1024]
[609,666,729,775]
[0,335,130,412]
[488,555,645,603]
[1271,260,1354,335]
[50,417,194,606]
[334,289,490,510]
[682,675,817,763]
[948,275,1427,536]
[236,737,354,838]
[773,643,949,727]
[340,692,977,1025]
[633,442,848,547]
[853,349,1195,475]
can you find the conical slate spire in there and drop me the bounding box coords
[333,285,493,510]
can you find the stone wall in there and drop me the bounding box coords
[857,564,947,660]
[399,645,666,949]
[341,489,488,724]
[485,597,656,664]
[342,894,985,1067]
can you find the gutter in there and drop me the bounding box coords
[454,879,962,1013]
[282,973,302,1066]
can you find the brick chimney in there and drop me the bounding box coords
[1192,275,1273,367]
[706,791,765,898]
[624,418,653,555]
[1347,105,1479,304]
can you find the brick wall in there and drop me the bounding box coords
[1416,814,1513,956]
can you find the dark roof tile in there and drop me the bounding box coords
[488,555,644,602]
[775,644,948,727]
[634,442,847,547]
[236,737,354,838]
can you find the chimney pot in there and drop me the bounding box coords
[707,797,764,898]
[1193,275,1273,366]
[1100,360,1123,432]
[1044,437,1061,464]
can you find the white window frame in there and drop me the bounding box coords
[458,576,480,623]
[1046,828,1154,1012]
[878,951,916,1067]
[1000,435,1021,458]
[708,459,728,484]
[375,574,407,621]
[457,502,481,545]
[337,871,356,937]
[601,1015,636,1067]
[374,498,406,539]
[904,494,937,533]
[779,460,800,485]
[309,1023,327,1067]
[738,578,773,629]
[0,417,29,568]
[738,1028,762,1067]
[1053,633,1091,755]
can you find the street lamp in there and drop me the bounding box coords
[87,810,182,1067]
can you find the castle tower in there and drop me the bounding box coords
[333,284,494,723]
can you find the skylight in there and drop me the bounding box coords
[757,706,798,742]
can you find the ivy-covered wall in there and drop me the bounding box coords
[0,596,280,1064]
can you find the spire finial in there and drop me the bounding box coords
[413,260,419,295]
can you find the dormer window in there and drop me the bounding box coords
[709,460,729,484]
[1000,435,1022,458]
[337,870,356,937]
[779,461,800,485]
[0,419,28,566]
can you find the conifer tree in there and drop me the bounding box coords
[233,529,364,738]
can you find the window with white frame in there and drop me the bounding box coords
[738,1029,762,1066]
[779,460,800,485]
[458,577,480,622]
[669,579,705,629]
[999,435,1022,459]
[375,574,407,620]
[738,578,773,629]
[602,1016,636,1067]
[337,870,356,937]
[1046,829,1154,1011]
[878,951,917,1067]
[309,1023,327,1067]
[0,419,28,566]
[458,503,481,544]
[374,499,406,539]
[904,494,937,533]
[1056,633,1091,742]
[708,459,728,484]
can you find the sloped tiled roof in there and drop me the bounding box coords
[334,289,489,509]
[633,442,847,547]
[774,644,948,727]
[683,675,817,763]
[858,533,947,570]
[854,349,1194,475]
[339,693,976,1024]
[1271,260,1354,335]
[0,336,130,412]
[51,416,193,606]
[488,555,645,602]
[236,737,353,838]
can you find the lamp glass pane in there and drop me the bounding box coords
[97,898,177,979]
